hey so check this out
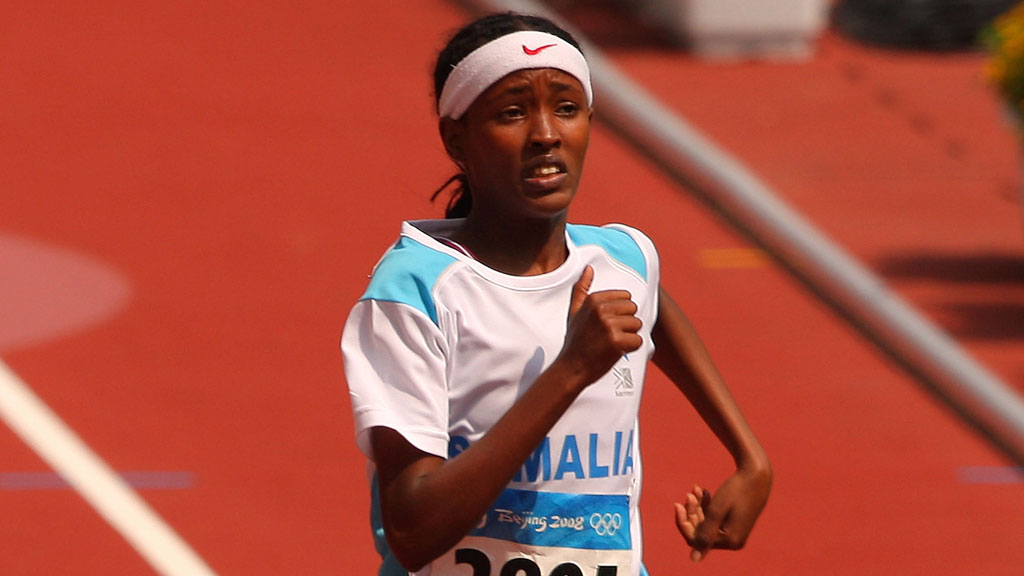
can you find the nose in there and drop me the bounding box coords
[528,108,561,149]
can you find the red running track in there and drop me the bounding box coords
[1,1,1022,574]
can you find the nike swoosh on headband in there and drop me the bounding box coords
[439,31,593,119]
[522,43,557,55]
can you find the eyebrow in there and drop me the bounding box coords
[548,80,582,95]
[497,83,532,97]
[492,78,584,100]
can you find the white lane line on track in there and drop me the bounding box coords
[0,359,217,576]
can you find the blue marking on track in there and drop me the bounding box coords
[0,470,196,490]
[957,466,1024,484]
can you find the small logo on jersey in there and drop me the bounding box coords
[590,512,623,536]
[613,366,634,397]
[522,43,557,55]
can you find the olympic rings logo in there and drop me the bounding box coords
[589,512,622,536]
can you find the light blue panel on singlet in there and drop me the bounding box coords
[361,236,458,326]
[567,224,647,281]
[370,476,407,576]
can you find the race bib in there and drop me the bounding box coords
[431,489,631,576]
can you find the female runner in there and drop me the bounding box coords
[341,11,772,576]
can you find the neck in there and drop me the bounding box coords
[453,212,568,276]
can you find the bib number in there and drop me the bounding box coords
[435,489,632,576]
[455,548,618,576]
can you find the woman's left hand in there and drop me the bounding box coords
[674,465,772,562]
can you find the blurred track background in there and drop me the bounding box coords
[2,0,1022,574]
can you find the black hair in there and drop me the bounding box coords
[429,12,584,219]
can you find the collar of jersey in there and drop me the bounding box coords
[404,219,583,291]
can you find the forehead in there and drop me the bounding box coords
[480,68,587,100]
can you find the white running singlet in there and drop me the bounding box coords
[342,219,660,576]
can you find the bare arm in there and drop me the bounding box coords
[651,286,772,561]
[372,266,642,571]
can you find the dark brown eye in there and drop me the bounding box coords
[556,101,580,116]
[499,107,525,121]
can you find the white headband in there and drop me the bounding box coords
[438,30,593,120]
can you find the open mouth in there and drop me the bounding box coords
[523,156,568,183]
[531,164,563,178]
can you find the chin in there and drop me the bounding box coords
[525,197,574,220]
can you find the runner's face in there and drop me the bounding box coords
[444,67,591,220]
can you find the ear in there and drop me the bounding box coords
[439,117,466,166]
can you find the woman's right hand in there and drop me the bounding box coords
[559,265,643,384]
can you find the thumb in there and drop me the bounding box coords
[691,522,716,563]
[692,498,723,562]
[568,265,594,319]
